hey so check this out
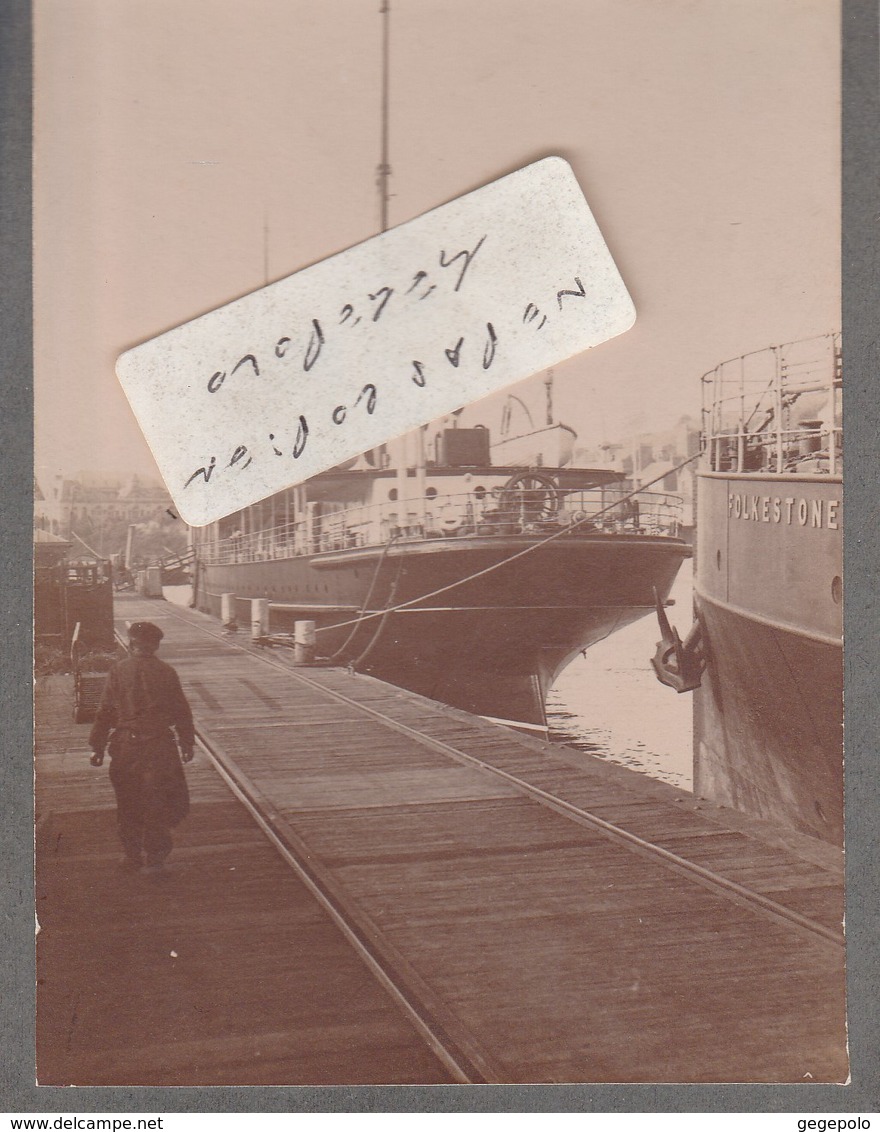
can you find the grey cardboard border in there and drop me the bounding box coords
[2,0,37,1112]
[4,0,878,1113]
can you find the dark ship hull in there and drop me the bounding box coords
[648,335,844,843]
[160,566,191,587]
[693,471,842,843]
[197,533,689,731]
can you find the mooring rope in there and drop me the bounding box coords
[346,564,403,670]
[325,533,399,661]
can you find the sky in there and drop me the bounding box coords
[33,0,840,488]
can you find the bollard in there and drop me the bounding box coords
[251,598,270,641]
[220,593,237,628]
[294,620,316,664]
[145,566,163,598]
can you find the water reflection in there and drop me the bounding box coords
[547,562,694,791]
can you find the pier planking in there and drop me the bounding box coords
[36,593,846,1084]
[35,674,454,1086]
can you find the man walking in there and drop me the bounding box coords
[89,621,195,875]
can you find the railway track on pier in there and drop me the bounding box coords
[154,604,844,949]
[116,599,846,1083]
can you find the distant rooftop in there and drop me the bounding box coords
[34,528,69,545]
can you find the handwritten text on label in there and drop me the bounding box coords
[116,158,635,526]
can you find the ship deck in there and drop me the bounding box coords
[35,594,846,1085]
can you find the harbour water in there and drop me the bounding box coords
[546,561,694,791]
[165,563,694,792]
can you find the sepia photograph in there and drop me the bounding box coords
[32,0,845,1087]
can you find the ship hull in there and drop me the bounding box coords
[694,473,843,843]
[196,535,689,730]
[161,567,191,587]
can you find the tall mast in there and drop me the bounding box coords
[378,0,392,233]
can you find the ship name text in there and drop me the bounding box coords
[728,493,839,529]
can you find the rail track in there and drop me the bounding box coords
[118,604,845,1084]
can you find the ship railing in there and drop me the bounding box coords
[208,523,307,564]
[707,421,843,474]
[701,333,842,475]
[201,487,683,565]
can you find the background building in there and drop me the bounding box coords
[37,472,186,564]
[574,415,701,536]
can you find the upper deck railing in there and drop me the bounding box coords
[702,333,841,476]
[198,485,683,565]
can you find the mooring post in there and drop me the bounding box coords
[145,566,163,597]
[294,620,316,664]
[251,598,270,641]
[220,592,237,629]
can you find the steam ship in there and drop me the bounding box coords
[190,414,691,733]
[656,334,843,842]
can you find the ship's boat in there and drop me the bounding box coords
[490,422,577,471]
[190,418,691,733]
[656,334,842,843]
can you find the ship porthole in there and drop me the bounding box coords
[716,550,722,570]
[831,575,842,604]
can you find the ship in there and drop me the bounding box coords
[653,333,843,843]
[190,414,691,733]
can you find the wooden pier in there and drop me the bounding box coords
[35,594,847,1085]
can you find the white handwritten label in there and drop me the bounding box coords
[117,157,635,526]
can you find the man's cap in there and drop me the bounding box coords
[128,621,164,645]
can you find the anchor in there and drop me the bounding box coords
[650,588,704,693]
